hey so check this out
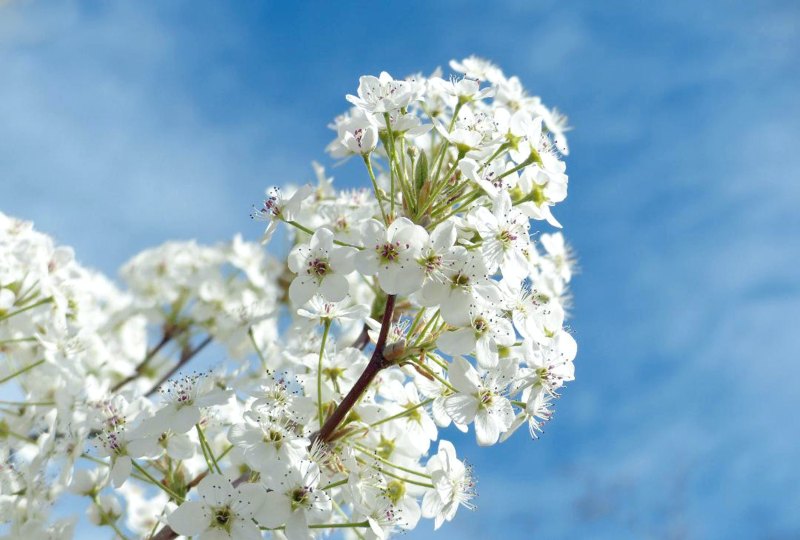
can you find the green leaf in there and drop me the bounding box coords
[414,151,428,192]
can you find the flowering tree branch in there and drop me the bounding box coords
[1,56,578,540]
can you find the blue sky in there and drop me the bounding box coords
[2,1,799,538]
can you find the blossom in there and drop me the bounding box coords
[296,296,369,325]
[287,227,356,306]
[333,108,380,156]
[143,372,234,435]
[257,460,332,540]
[517,165,568,228]
[469,191,531,281]
[93,426,160,487]
[356,218,428,295]
[167,474,265,540]
[443,356,516,446]
[422,440,476,529]
[419,251,501,327]
[459,157,518,198]
[228,415,309,479]
[0,56,578,538]
[347,72,414,114]
[437,303,515,369]
[252,185,314,244]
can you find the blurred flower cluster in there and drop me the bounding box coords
[0,56,576,539]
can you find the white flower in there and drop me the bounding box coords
[520,329,577,393]
[449,56,505,85]
[459,157,519,198]
[422,440,476,529]
[517,166,568,228]
[437,303,515,369]
[539,232,573,283]
[68,468,107,496]
[533,101,571,155]
[347,72,414,114]
[414,220,467,293]
[443,356,516,446]
[419,251,500,327]
[379,381,438,454]
[143,373,234,435]
[287,227,356,306]
[167,474,265,540]
[93,427,160,487]
[252,185,314,244]
[335,108,380,156]
[433,107,497,154]
[296,296,369,325]
[432,76,494,108]
[469,191,531,281]
[228,416,309,479]
[258,460,332,540]
[356,218,428,295]
[501,385,554,441]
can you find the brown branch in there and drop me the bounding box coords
[313,294,396,444]
[111,331,174,393]
[350,324,370,350]
[145,335,213,398]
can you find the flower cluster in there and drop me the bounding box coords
[0,56,576,539]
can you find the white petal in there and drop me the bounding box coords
[230,520,263,540]
[437,328,475,356]
[172,406,201,434]
[199,529,228,540]
[285,511,311,540]
[256,491,290,528]
[198,473,234,508]
[474,410,501,446]
[110,455,132,487]
[168,501,208,536]
[447,356,480,393]
[289,276,318,306]
[235,483,266,519]
[443,394,478,425]
[319,274,349,302]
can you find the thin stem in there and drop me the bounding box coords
[0,400,54,406]
[411,310,439,348]
[408,359,455,392]
[145,335,212,397]
[248,327,268,371]
[429,191,481,229]
[111,331,174,392]
[108,519,132,540]
[317,320,332,429]
[353,443,431,478]
[321,478,348,491]
[0,296,53,323]
[132,462,184,502]
[368,398,434,428]
[357,457,434,488]
[363,155,389,223]
[384,113,397,216]
[0,359,44,385]
[263,521,370,531]
[196,424,222,474]
[285,220,362,249]
[0,337,37,345]
[497,151,540,180]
